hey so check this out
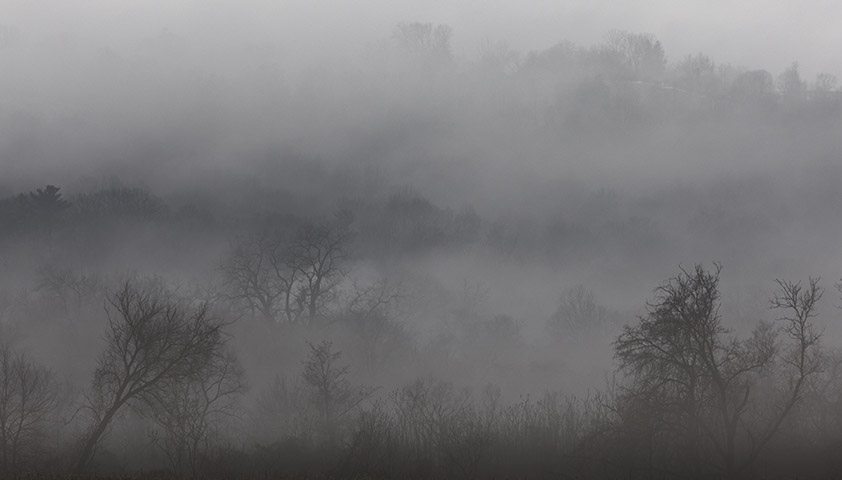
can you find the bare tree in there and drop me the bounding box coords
[761,278,825,448]
[220,232,299,323]
[301,341,375,446]
[72,279,228,473]
[290,218,351,325]
[615,265,823,479]
[220,214,351,325]
[0,343,60,476]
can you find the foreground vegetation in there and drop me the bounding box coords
[2,200,841,479]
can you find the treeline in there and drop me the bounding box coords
[6,23,842,196]
[0,183,667,270]
[396,24,842,123]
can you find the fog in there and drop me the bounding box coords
[2,2,842,479]
[7,0,842,73]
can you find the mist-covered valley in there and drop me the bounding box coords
[2,5,842,478]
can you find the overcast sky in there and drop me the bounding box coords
[4,0,842,78]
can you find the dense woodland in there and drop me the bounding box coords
[2,22,842,479]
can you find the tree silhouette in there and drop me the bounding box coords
[302,341,375,446]
[615,264,824,479]
[73,279,228,473]
[28,185,70,215]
